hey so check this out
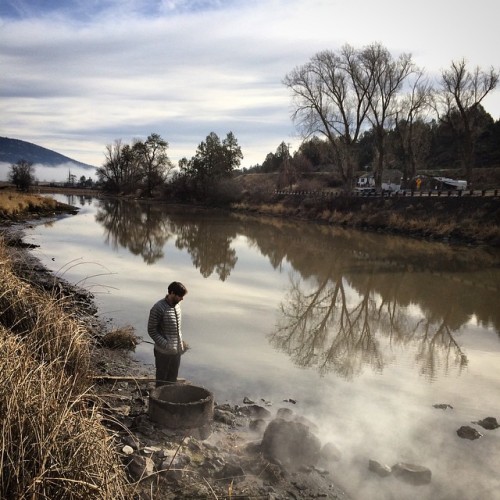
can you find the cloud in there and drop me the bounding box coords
[1,0,499,167]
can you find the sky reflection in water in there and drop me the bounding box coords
[28,194,500,500]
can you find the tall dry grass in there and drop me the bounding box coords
[0,239,129,498]
[0,243,90,380]
[0,190,58,217]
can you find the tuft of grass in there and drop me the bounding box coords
[100,325,139,349]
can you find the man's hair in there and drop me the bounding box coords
[168,281,188,297]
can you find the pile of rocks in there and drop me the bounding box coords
[97,385,349,499]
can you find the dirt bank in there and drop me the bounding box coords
[234,193,500,247]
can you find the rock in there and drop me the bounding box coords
[127,455,155,482]
[143,446,162,454]
[122,434,140,450]
[368,459,391,477]
[319,442,342,462]
[276,407,294,420]
[131,414,155,436]
[283,398,297,404]
[214,408,236,426]
[391,462,432,485]
[215,463,245,483]
[122,445,134,455]
[249,418,267,433]
[243,396,255,404]
[261,418,321,470]
[457,425,482,440]
[240,404,272,419]
[476,417,499,430]
[244,441,262,454]
[433,403,453,410]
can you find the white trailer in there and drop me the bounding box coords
[434,177,467,190]
[355,175,401,193]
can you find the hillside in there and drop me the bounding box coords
[0,137,95,169]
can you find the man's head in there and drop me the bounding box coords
[167,281,187,305]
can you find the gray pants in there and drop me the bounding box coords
[154,348,181,387]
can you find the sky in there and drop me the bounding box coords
[1,0,500,177]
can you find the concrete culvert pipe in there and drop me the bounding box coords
[149,384,214,434]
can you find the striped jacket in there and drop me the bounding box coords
[147,298,183,354]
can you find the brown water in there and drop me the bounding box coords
[28,194,500,500]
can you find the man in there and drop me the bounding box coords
[147,281,188,386]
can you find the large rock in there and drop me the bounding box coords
[476,417,499,430]
[261,418,321,469]
[368,459,391,477]
[391,462,432,485]
[456,425,482,440]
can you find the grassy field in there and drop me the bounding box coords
[0,189,80,222]
[0,190,58,215]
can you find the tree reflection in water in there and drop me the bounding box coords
[96,200,171,264]
[95,201,238,279]
[169,218,237,281]
[271,271,469,380]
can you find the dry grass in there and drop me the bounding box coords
[0,239,130,498]
[100,325,139,349]
[0,190,58,217]
[0,243,90,380]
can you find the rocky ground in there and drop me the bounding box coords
[1,222,350,499]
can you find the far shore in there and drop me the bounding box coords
[2,184,500,247]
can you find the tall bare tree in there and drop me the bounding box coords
[359,43,415,188]
[98,140,140,193]
[283,44,374,189]
[394,71,433,186]
[436,59,499,185]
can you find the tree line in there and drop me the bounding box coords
[279,43,499,189]
[95,131,243,202]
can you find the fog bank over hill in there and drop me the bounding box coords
[0,137,97,182]
[0,162,97,183]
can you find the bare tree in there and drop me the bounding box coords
[436,59,499,185]
[394,71,433,186]
[359,43,415,188]
[283,44,374,189]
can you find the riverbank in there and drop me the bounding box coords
[0,196,350,498]
[232,193,500,247]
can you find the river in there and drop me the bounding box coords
[26,193,500,500]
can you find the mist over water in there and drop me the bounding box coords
[27,195,500,500]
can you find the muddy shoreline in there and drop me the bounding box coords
[1,221,350,499]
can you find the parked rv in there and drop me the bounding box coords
[355,171,402,193]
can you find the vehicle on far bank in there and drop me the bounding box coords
[433,177,468,191]
[355,170,402,194]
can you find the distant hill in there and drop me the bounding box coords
[0,137,96,169]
